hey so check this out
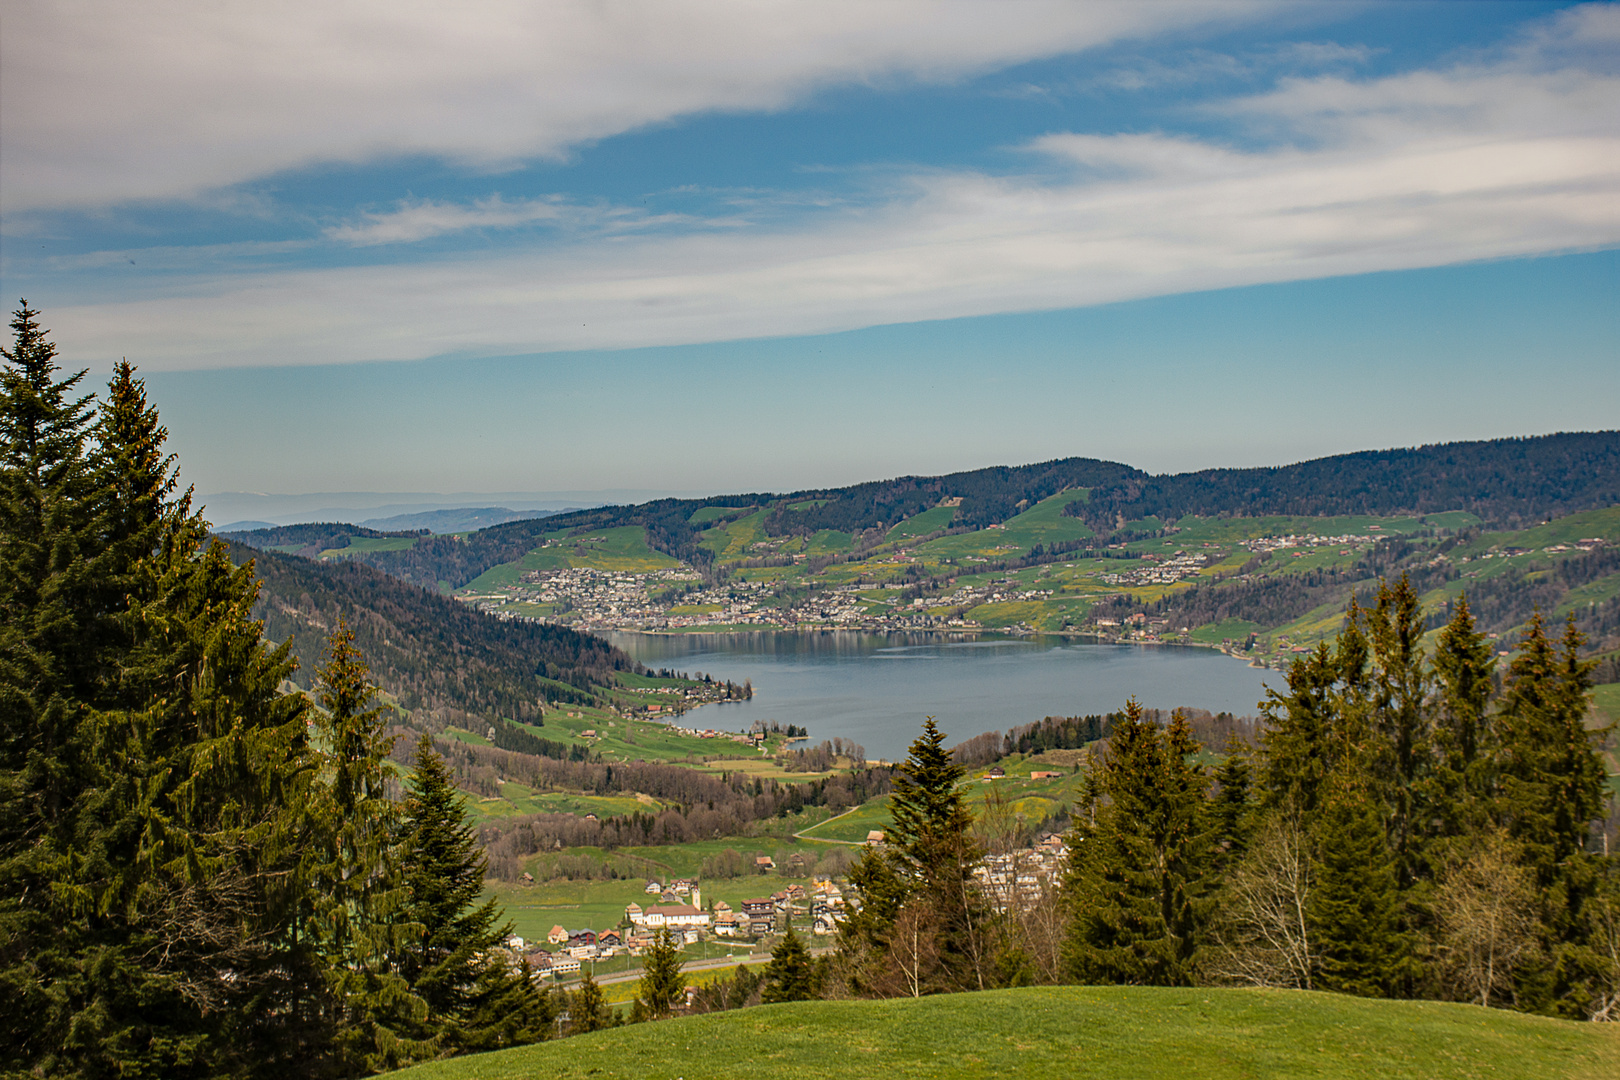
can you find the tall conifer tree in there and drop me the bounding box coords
[884,716,988,990]
[1429,593,1496,839]
[309,621,429,1075]
[1064,703,1212,986]
[1309,760,1407,997]
[398,733,549,1053]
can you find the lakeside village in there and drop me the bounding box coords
[493,828,1070,989]
[454,530,1399,648]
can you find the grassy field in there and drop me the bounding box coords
[487,841,849,942]
[381,985,1620,1080]
[918,491,1093,561]
[1594,682,1620,724]
[318,535,421,558]
[888,506,956,541]
[1455,507,1620,559]
[460,526,680,591]
[799,769,1083,843]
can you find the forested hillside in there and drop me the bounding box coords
[232,542,642,716]
[1066,431,1620,533]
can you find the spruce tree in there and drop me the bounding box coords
[569,971,611,1033]
[309,621,428,1074]
[1493,612,1611,1015]
[1063,703,1212,986]
[636,927,687,1017]
[836,838,906,993]
[1258,643,1341,818]
[1429,593,1496,839]
[399,733,545,1053]
[2,314,327,1077]
[1211,733,1254,869]
[1365,575,1433,887]
[1309,759,1406,997]
[1494,612,1606,884]
[0,303,103,1073]
[885,716,987,991]
[762,926,814,1003]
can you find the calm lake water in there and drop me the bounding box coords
[606,631,1279,762]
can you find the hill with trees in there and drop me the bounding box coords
[1065,432,1620,535]
[230,541,643,716]
[331,433,1618,592]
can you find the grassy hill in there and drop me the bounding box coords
[382,986,1619,1080]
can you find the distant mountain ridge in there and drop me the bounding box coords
[358,506,564,534]
[340,431,1620,593]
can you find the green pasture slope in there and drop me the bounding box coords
[461,525,680,591]
[383,986,1619,1080]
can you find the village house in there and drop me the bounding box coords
[626,902,711,930]
[547,924,569,945]
[754,856,775,871]
[550,955,581,976]
[741,898,775,919]
[644,880,663,894]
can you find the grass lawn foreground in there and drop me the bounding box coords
[382,985,1619,1079]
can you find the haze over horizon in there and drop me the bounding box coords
[4,1,1616,497]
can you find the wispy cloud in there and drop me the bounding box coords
[1,1,1270,212]
[33,5,1620,371]
[324,196,571,246]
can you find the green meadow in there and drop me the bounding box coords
[381,985,1620,1080]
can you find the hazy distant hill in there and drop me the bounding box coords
[219,521,427,558]
[358,506,564,534]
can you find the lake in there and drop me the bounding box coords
[607,631,1280,762]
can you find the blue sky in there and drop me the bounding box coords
[2,1,1616,505]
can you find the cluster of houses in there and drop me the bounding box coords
[972,833,1069,914]
[1097,550,1211,587]
[507,832,1079,984]
[620,877,852,943]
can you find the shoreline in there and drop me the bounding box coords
[604,624,1274,671]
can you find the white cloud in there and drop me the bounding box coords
[1,0,1265,211]
[30,5,1620,370]
[322,194,727,246]
[325,196,567,246]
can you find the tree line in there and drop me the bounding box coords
[473,761,896,880]
[0,307,553,1076]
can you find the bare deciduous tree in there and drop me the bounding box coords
[881,900,942,999]
[1206,811,1316,989]
[1433,832,1540,1008]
